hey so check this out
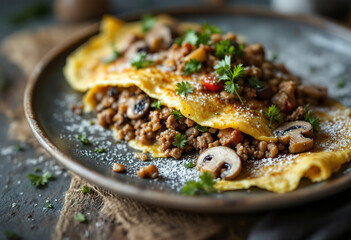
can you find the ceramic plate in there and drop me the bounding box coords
[25,7,351,212]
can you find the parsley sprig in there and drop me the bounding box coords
[171,110,183,121]
[175,81,194,96]
[183,59,202,75]
[74,212,86,223]
[195,125,209,132]
[131,52,153,69]
[214,55,245,104]
[102,45,121,64]
[78,133,90,145]
[265,104,282,128]
[182,29,211,46]
[173,133,187,148]
[82,185,91,194]
[182,172,216,195]
[94,147,105,153]
[141,14,156,33]
[151,100,162,109]
[184,162,196,169]
[27,171,53,188]
[215,39,244,59]
[304,104,320,132]
[202,22,221,35]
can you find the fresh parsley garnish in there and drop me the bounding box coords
[46,203,53,209]
[248,77,264,89]
[215,39,244,59]
[74,212,86,223]
[195,125,209,132]
[265,104,282,128]
[184,162,196,169]
[183,59,202,75]
[102,44,121,64]
[27,171,53,188]
[304,104,320,132]
[175,81,194,96]
[141,14,156,33]
[78,133,90,145]
[131,51,153,69]
[183,29,199,46]
[173,133,187,148]
[94,147,105,153]
[214,55,245,104]
[82,185,91,194]
[202,22,221,35]
[171,110,183,121]
[336,79,347,89]
[173,37,183,46]
[4,231,21,240]
[182,172,216,195]
[151,100,162,109]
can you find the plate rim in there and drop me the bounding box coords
[24,6,351,213]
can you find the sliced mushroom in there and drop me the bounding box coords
[196,146,242,180]
[126,94,150,120]
[124,40,149,60]
[145,24,173,52]
[273,121,314,153]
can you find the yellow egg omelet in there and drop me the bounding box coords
[64,15,351,193]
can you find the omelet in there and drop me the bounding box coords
[64,15,351,193]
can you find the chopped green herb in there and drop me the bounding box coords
[115,140,120,144]
[202,22,221,35]
[265,105,282,128]
[182,172,216,195]
[175,81,194,96]
[131,52,153,69]
[173,133,187,148]
[271,53,279,62]
[141,14,156,33]
[171,110,183,121]
[183,59,202,75]
[74,212,86,223]
[248,77,264,89]
[304,104,320,132]
[27,171,53,188]
[34,168,40,173]
[214,55,245,104]
[82,185,91,194]
[151,100,162,109]
[184,162,196,169]
[45,203,53,209]
[89,120,95,125]
[94,147,105,153]
[4,231,21,240]
[215,39,243,59]
[183,29,199,46]
[7,2,49,25]
[173,37,183,46]
[195,125,209,132]
[102,44,121,64]
[337,79,347,89]
[78,133,90,145]
[15,145,23,151]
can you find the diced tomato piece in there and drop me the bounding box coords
[203,74,223,92]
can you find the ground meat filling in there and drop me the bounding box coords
[94,86,287,160]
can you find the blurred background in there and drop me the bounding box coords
[1,0,351,41]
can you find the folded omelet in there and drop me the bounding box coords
[64,15,351,193]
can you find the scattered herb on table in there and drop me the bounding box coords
[90,120,95,125]
[214,55,245,105]
[15,145,23,151]
[141,14,156,33]
[115,140,120,144]
[4,231,21,240]
[183,59,202,75]
[45,203,53,209]
[102,44,121,64]
[173,133,187,148]
[195,125,208,133]
[265,104,282,128]
[184,162,196,169]
[171,110,183,121]
[7,2,50,25]
[78,133,90,145]
[27,171,53,188]
[336,79,347,89]
[215,39,244,59]
[182,172,216,195]
[151,100,162,110]
[131,52,153,69]
[304,104,320,132]
[74,212,86,223]
[271,53,279,62]
[34,167,40,173]
[248,77,264,89]
[94,147,105,153]
[82,185,91,194]
[175,81,194,96]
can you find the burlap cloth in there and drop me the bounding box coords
[1,25,258,240]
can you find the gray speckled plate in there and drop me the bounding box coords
[24,7,351,213]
